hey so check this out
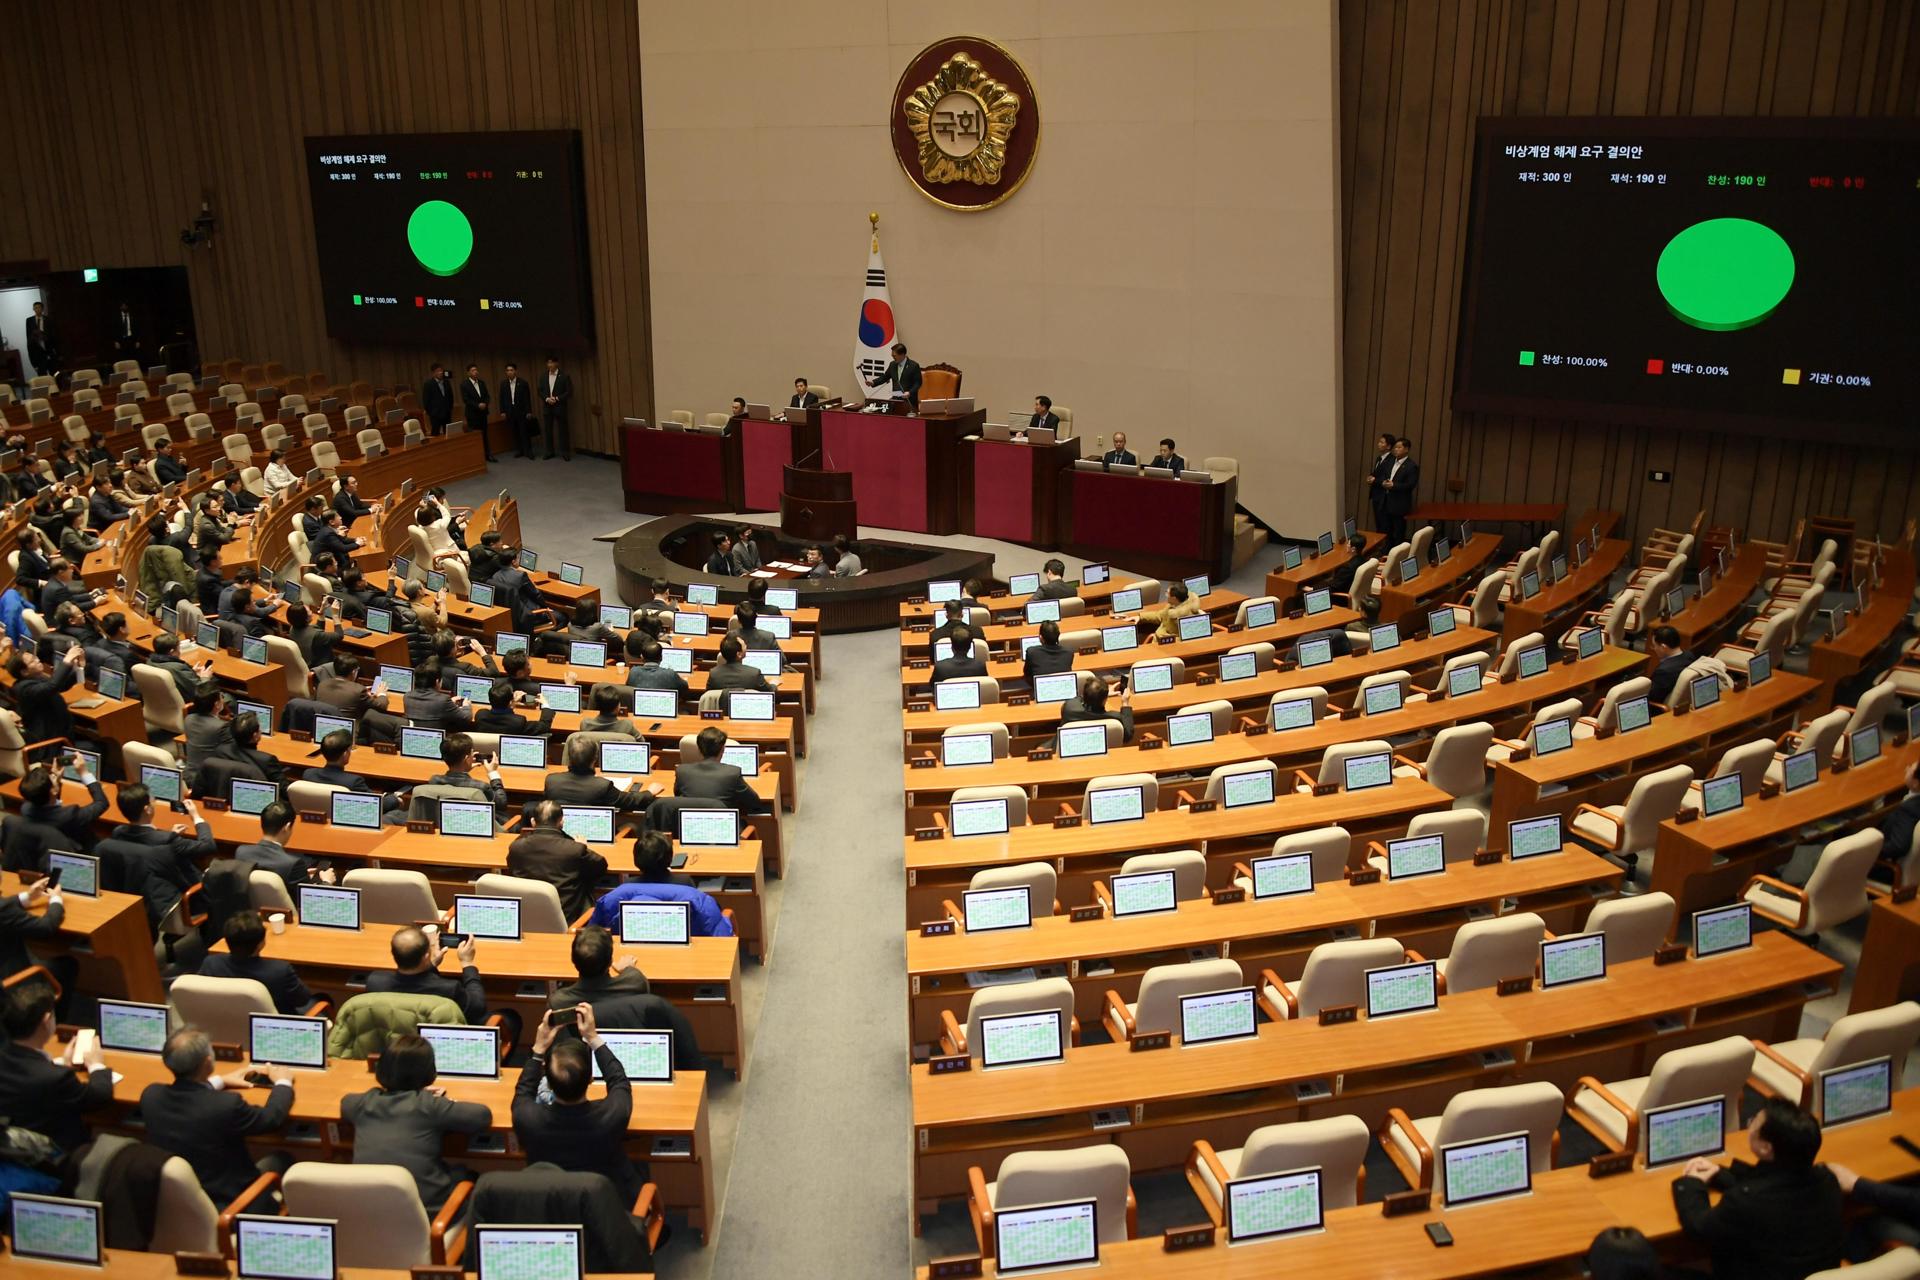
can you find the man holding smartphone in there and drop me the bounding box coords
[513,1004,646,1204]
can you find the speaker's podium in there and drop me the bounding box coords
[780,464,857,542]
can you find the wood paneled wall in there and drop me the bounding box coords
[1341,0,1920,550]
[0,0,650,456]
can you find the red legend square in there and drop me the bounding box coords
[1645,359,1664,375]
[414,296,425,307]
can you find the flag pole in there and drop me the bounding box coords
[870,210,879,252]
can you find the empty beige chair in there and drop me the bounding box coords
[1743,828,1879,936]
[1763,537,1838,597]
[302,572,333,607]
[218,381,244,401]
[1057,628,1101,654]
[1356,668,1417,708]
[1750,1003,1920,1112]
[1452,569,1508,630]
[1567,1034,1754,1153]
[960,862,1056,923]
[1586,892,1676,963]
[1227,640,1274,670]
[1258,937,1405,1021]
[941,976,1077,1057]
[1844,679,1901,737]
[1435,652,1491,697]
[1494,631,1549,679]
[1188,1116,1372,1224]
[1380,541,1413,586]
[950,784,1030,827]
[1268,685,1328,725]
[149,1157,224,1253]
[358,427,385,454]
[221,432,253,466]
[168,974,280,1043]
[1766,707,1850,784]
[473,872,570,931]
[311,440,341,472]
[1231,595,1280,628]
[345,404,370,428]
[1382,1082,1564,1190]
[281,1164,460,1267]
[1486,698,1585,764]
[236,400,264,425]
[1400,721,1496,802]
[1717,607,1792,676]
[1235,826,1351,894]
[1105,957,1243,1042]
[970,1146,1135,1257]
[302,412,330,437]
[1579,676,1653,738]
[941,722,1010,761]
[71,367,103,389]
[1173,698,1235,736]
[241,465,265,497]
[130,663,188,739]
[71,388,101,413]
[1341,558,1380,612]
[1805,1251,1920,1280]
[139,421,170,449]
[260,421,288,451]
[1116,850,1207,901]
[166,391,195,417]
[262,635,311,701]
[1431,912,1545,993]
[1122,579,1162,605]
[1669,659,1731,711]
[1083,771,1158,815]
[1300,739,1394,791]
[1408,523,1436,564]
[342,868,439,924]
[1570,763,1694,867]
[248,870,295,915]
[665,409,694,427]
[287,779,343,816]
[1200,760,1279,805]
[60,413,87,443]
[1687,737,1777,805]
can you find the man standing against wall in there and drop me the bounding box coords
[542,356,573,460]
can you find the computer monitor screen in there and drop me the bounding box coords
[1222,769,1275,809]
[234,700,275,734]
[517,548,538,571]
[1616,695,1652,733]
[1342,751,1393,791]
[1428,607,1457,637]
[1516,645,1549,679]
[1851,725,1882,767]
[1447,664,1483,698]
[237,634,270,665]
[1296,637,1333,668]
[961,886,1031,933]
[1577,626,1605,659]
[1184,575,1211,598]
[1316,531,1335,556]
[454,674,493,704]
[934,679,980,711]
[249,1013,328,1068]
[932,639,957,666]
[1386,834,1446,880]
[440,799,494,837]
[1302,588,1332,615]
[236,1215,337,1280]
[1440,1132,1532,1208]
[1342,515,1357,541]
[472,1227,584,1280]
[1032,672,1078,705]
[1178,612,1211,642]
[231,777,278,816]
[1218,651,1259,682]
[1819,1057,1893,1126]
[1365,961,1438,1018]
[196,621,222,650]
[619,900,692,945]
[417,1023,500,1079]
[978,1009,1065,1070]
[1009,572,1040,595]
[949,797,1010,838]
[939,733,994,768]
[741,649,782,679]
[1270,697,1315,731]
[672,612,709,636]
[559,561,584,586]
[1363,682,1403,716]
[1690,675,1722,710]
[659,646,694,673]
[1101,624,1138,652]
[499,735,548,770]
[729,691,776,721]
[1057,723,1109,759]
[454,895,522,941]
[1398,556,1420,584]
[765,588,797,610]
[1540,932,1607,989]
[1225,1168,1324,1244]
[400,726,444,760]
[470,582,496,607]
[314,714,356,743]
[1282,545,1304,569]
[1692,902,1752,957]
[566,640,606,669]
[1369,623,1400,653]
[496,631,530,656]
[1436,536,1453,561]
[1025,599,1059,624]
[1747,650,1772,685]
[1699,773,1743,817]
[9,1193,103,1267]
[376,665,414,696]
[1179,987,1257,1046]
[927,580,961,603]
[1643,1096,1726,1168]
[97,667,127,701]
[1533,716,1574,756]
[1130,662,1174,694]
[61,748,102,784]
[1781,748,1818,793]
[600,603,632,629]
[677,808,741,846]
[598,740,651,775]
[722,743,759,775]
[561,806,615,845]
[47,850,99,897]
[296,884,360,931]
[1552,554,1568,581]
[141,763,183,803]
[160,604,178,633]
[993,1200,1098,1276]
[98,998,169,1053]
[1665,587,1686,619]
[1507,814,1563,859]
[425,570,449,593]
[329,791,383,830]
[1110,868,1177,916]
[1167,710,1214,746]
[630,688,675,717]
[598,1026,678,1082]
[1520,571,1541,599]
[367,607,393,635]
[1244,600,1276,629]
[1250,852,1315,899]
[1109,587,1143,614]
[1087,785,1146,826]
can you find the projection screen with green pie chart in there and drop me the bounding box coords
[1453,118,1917,444]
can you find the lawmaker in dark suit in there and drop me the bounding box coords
[498,362,535,457]
[1670,1099,1843,1280]
[236,805,320,903]
[1365,432,1395,532]
[1022,621,1076,684]
[1061,677,1134,743]
[7,642,83,748]
[1645,625,1692,708]
[1029,395,1060,435]
[333,474,375,523]
[422,363,455,435]
[0,978,114,1152]
[624,637,690,703]
[24,302,55,376]
[540,357,573,460]
[342,1034,493,1212]
[1146,437,1187,475]
[708,636,771,693]
[1033,558,1077,602]
[366,926,487,1024]
[865,342,922,410]
[512,1005,644,1205]
[548,925,650,1010]
[110,302,139,365]
[1379,435,1419,545]
[508,802,609,920]
[198,909,315,1015]
[13,759,109,860]
[140,1028,295,1205]
[1100,431,1137,468]
[931,627,988,685]
[101,786,215,934]
[675,727,768,815]
[460,363,494,462]
[1879,762,1920,864]
[546,737,657,816]
[788,377,820,410]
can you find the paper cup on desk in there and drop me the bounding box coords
[268,913,286,934]
[422,923,440,942]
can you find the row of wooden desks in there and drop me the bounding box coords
[1265,531,1385,606]
[1810,548,1916,709]
[1503,538,1630,641]
[1666,542,1769,650]
[895,589,1253,661]
[0,870,162,1002]
[901,575,1183,623]
[1374,531,1505,628]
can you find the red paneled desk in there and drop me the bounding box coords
[621,420,745,514]
[959,437,1081,546]
[1058,466,1237,580]
[815,405,983,534]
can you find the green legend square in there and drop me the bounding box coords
[352,294,363,305]
[1518,350,1536,366]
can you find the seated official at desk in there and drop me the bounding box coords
[514,1004,646,1203]
[238,803,332,902]
[831,534,862,578]
[0,978,112,1152]
[475,679,558,735]
[142,1028,296,1204]
[1030,395,1060,436]
[428,733,509,813]
[929,600,968,645]
[7,638,84,747]
[625,636,690,703]
[931,627,987,684]
[545,737,659,815]
[198,908,316,1016]
[1878,762,1920,867]
[1034,559,1076,602]
[1145,437,1186,475]
[1670,1098,1843,1280]
[708,635,771,694]
[704,531,735,576]
[745,577,781,617]
[728,601,782,661]
[675,726,767,814]
[342,1032,493,1215]
[1061,675,1133,743]
[1130,580,1202,640]
[579,684,642,738]
[1023,620,1074,683]
[308,730,407,818]
[100,784,215,945]
[146,629,210,702]
[7,756,108,868]
[589,833,734,938]
[790,377,820,410]
[1099,431,1137,467]
[195,710,285,795]
[368,926,487,1025]
[1646,625,1693,707]
[1831,1162,1920,1259]
[550,926,650,1010]
[1328,533,1368,598]
[0,869,76,998]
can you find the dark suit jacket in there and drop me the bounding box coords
[13,660,79,744]
[237,838,315,902]
[1146,452,1186,474]
[475,704,553,734]
[1033,579,1077,602]
[674,759,766,815]
[1381,457,1419,515]
[626,664,689,701]
[1022,643,1076,682]
[1880,792,1920,863]
[931,653,988,684]
[1367,450,1395,509]
[789,391,820,408]
[154,454,188,485]
[548,967,651,1010]
[1101,449,1138,467]
[100,821,215,931]
[706,660,769,692]
[469,1165,652,1273]
[139,1077,295,1204]
[25,314,53,366]
[1030,411,1060,435]
[16,780,110,857]
[341,1087,493,1212]
[512,1044,642,1203]
[0,894,67,979]
[498,377,531,423]
[314,674,374,720]
[90,491,131,529]
[0,1038,114,1152]
[198,951,314,1015]
[1671,1161,1844,1280]
[422,377,454,426]
[541,370,573,420]
[1649,652,1692,707]
[507,828,608,919]
[1061,698,1133,743]
[403,687,470,730]
[545,770,651,814]
[333,489,374,523]
[148,654,202,702]
[874,358,922,404]
[460,377,489,427]
[184,712,236,775]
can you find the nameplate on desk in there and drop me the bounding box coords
[287,729,313,744]
[1473,849,1504,867]
[1595,723,1616,739]
[1313,782,1339,797]
[1007,695,1032,707]
[1053,814,1081,829]
[1244,723,1270,737]
[908,659,930,669]
[1653,943,1688,966]
[409,1267,463,1280]
[1026,748,1054,761]
[1561,650,1578,666]
[909,625,932,634]
[928,1053,972,1075]
[1339,706,1360,721]
[1318,1004,1358,1026]
[1187,800,1219,814]
[1588,1152,1635,1178]
[1138,737,1164,751]
[200,797,230,812]
[372,742,397,754]
[1130,1030,1172,1052]
[298,810,329,824]
[701,709,725,720]
[1499,669,1517,685]
[927,1257,982,1279]
[1832,753,1852,773]
[1893,884,1919,905]
[1381,1189,1431,1218]
[910,756,938,769]
[1209,886,1245,906]
[1495,975,1533,996]
[1278,658,1298,672]
[1194,673,1216,686]
[1163,1225,1216,1253]
[405,819,434,833]
[1506,744,1532,762]
[908,702,932,713]
[1345,867,1380,886]
[174,1251,231,1276]
[1670,700,1689,717]
[1759,779,1781,800]
[1069,904,1104,923]
[908,596,927,606]
[1674,806,1699,825]
[212,1041,244,1062]
[913,827,944,842]
[919,918,956,937]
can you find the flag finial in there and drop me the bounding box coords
[869,211,880,251]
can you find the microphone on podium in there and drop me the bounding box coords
[793,448,821,469]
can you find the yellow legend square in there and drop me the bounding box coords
[479,298,490,310]
[1781,367,1801,385]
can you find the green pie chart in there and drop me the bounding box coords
[1656,217,1794,331]
[407,200,474,277]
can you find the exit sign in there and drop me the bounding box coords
[81,268,99,283]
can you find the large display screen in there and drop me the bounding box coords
[1454,118,1918,443]
[304,131,591,348]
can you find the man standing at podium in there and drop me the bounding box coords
[867,342,921,410]
[790,378,819,410]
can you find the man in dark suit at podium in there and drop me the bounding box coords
[1030,396,1060,435]
[790,378,820,409]
[867,342,921,410]
[1100,432,1137,468]
[1379,436,1419,545]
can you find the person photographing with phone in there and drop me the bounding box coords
[1059,673,1135,744]
[512,1003,647,1203]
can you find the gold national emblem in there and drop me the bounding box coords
[902,52,1020,186]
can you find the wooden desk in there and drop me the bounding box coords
[896,591,1251,660]
[1057,467,1239,581]
[1851,891,1920,1012]
[1410,501,1565,539]
[1650,741,1920,917]
[1373,532,1505,629]
[960,436,1083,547]
[900,576,1168,623]
[1263,532,1385,607]
[1503,539,1630,641]
[904,848,1622,1043]
[907,933,1836,1213]
[917,1089,1920,1278]
[1487,674,1822,850]
[1666,543,1769,650]
[10,1253,652,1280]
[1810,547,1915,709]
[0,871,162,1003]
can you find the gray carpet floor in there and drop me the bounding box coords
[444,459,1888,1277]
